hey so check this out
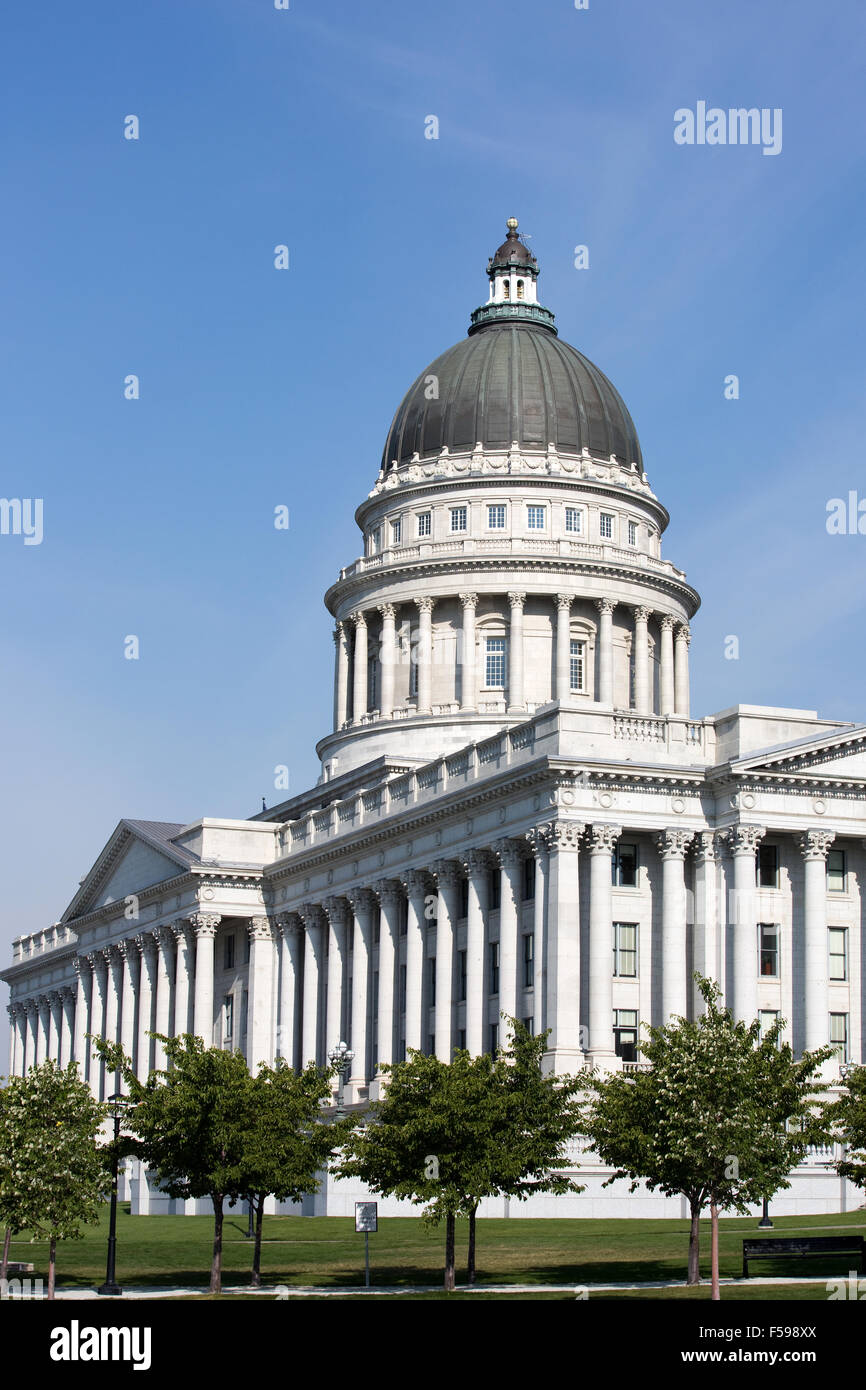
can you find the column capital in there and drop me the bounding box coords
[555,593,573,612]
[24,998,39,1017]
[692,829,721,864]
[152,925,176,952]
[432,858,462,891]
[378,602,396,622]
[189,912,222,937]
[132,931,158,960]
[300,903,326,930]
[632,605,651,624]
[543,820,585,853]
[459,591,478,611]
[797,828,836,861]
[172,919,193,946]
[655,828,695,860]
[494,837,525,869]
[351,609,367,629]
[596,598,615,616]
[586,822,623,855]
[117,937,139,963]
[247,915,273,941]
[660,613,676,632]
[401,868,433,897]
[86,950,107,975]
[525,825,551,857]
[374,878,403,908]
[275,911,303,936]
[333,624,341,645]
[463,847,493,876]
[60,985,76,1003]
[676,622,691,645]
[347,886,376,914]
[507,591,526,610]
[415,595,435,614]
[72,954,91,980]
[723,823,766,856]
[322,896,351,926]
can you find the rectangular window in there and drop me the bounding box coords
[522,856,536,900]
[373,908,381,944]
[489,1022,499,1055]
[223,994,234,1043]
[367,655,378,710]
[489,867,501,911]
[830,1012,849,1062]
[459,950,467,1001]
[241,989,248,1037]
[410,649,418,698]
[487,503,507,529]
[613,1009,638,1062]
[459,877,469,918]
[391,518,402,546]
[569,638,586,693]
[526,505,545,530]
[564,507,582,534]
[827,849,846,892]
[599,513,614,539]
[428,956,436,1007]
[370,526,381,553]
[450,505,468,533]
[627,519,638,546]
[417,511,431,537]
[243,932,251,965]
[224,935,235,970]
[829,926,847,981]
[756,845,778,888]
[759,923,779,977]
[759,1010,780,1043]
[485,635,506,687]
[613,843,638,887]
[613,923,638,978]
[399,899,408,936]
[490,942,500,995]
[521,1016,535,1036]
[522,933,534,988]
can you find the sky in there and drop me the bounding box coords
[1,0,865,1054]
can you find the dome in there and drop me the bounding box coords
[381,321,643,470]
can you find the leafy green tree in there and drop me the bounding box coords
[827,1063,866,1192]
[242,1060,353,1286]
[0,1062,109,1297]
[96,1033,256,1294]
[579,977,832,1298]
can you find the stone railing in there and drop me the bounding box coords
[338,537,685,580]
[11,923,76,963]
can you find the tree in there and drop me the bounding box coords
[95,1034,256,1294]
[0,1062,109,1296]
[579,977,832,1299]
[242,1060,353,1286]
[827,1063,866,1193]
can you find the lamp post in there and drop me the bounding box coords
[757,1196,773,1229]
[98,1092,129,1297]
[328,1041,354,1118]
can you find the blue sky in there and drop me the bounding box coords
[1,0,865,1011]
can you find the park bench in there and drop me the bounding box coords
[3,1262,35,1276]
[742,1235,864,1278]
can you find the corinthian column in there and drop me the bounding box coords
[495,839,524,1024]
[301,905,325,1069]
[459,593,477,710]
[798,829,836,1056]
[726,824,765,1023]
[152,927,175,1071]
[632,607,651,715]
[587,823,622,1065]
[276,913,302,1067]
[659,615,675,716]
[656,829,694,1024]
[73,956,92,1083]
[674,623,691,717]
[526,827,550,1038]
[596,599,615,706]
[247,916,275,1072]
[351,610,368,723]
[347,889,374,1088]
[135,934,157,1080]
[334,621,351,730]
[402,870,431,1054]
[323,897,349,1057]
[119,940,138,1071]
[374,880,402,1077]
[378,604,397,719]
[507,592,526,712]
[191,913,220,1047]
[463,851,490,1056]
[173,921,195,1038]
[555,594,572,702]
[433,860,462,1060]
[47,991,62,1063]
[543,822,584,1067]
[25,1001,39,1074]
[60,988,76,1069]
[415,597,434,715]
[87,952,108,1098]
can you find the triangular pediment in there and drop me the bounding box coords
[61,820,198,923]
[730,725,866,781]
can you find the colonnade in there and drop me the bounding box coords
[332,594,691,728]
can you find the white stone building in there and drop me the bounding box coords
[4,221,864,1217]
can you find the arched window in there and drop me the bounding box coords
[516,279,524,300]
[502,281,510,300]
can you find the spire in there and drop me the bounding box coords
[468,217,556,336]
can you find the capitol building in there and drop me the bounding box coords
[4,221,864,1217]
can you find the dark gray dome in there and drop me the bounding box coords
[382,320,643,470]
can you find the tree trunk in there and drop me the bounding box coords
[467,1206,477,1285]
[687,1200,702,1285]
[251,1194,265,1287]
[210,1196,224,1295]
[444,1212,456,1292]
[0,1225,11,1282]
[710,1201,720,1301]
[48,1236,56,1300]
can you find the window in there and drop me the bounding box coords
[756,845,778,888]
[627,520,638,546]
[450,505,468,533]
[367,655,378,710]
[564,507,582,534]
[527,505,545,530]
[502,281,510,300]
[459,951,467,1001]
[370,526,381,553]
[613,843,638,887]
[428,957,436,1007]
[485,635,506,688]
[223,935,235,970]
[827,849,846,892]
[399,899,408,936]
[759,923,779,977]
[613,923,638,977]
[400,964,407,1013]
[613,1010,638,1062]
[490,942,500,995]
[830,1013,849,1062]
[391,518,402,546]
[521,1016,535,1035]
[516,279,524,300]
[522,857,535,900]
[243,933,251,965]
[241,989,249,1037]
[599,513,614,539]
[409,647,418,698]
[489,867,501,910]
[489,1022,500,1054]
[569,638,586,693]
[759,1010,780,1044]
[522,933,534,987]
[459,877,469,918]
[829,927,847,981]
[223,995,234,1043]
[417,511,431,537]
[487,503,507,530]
[373,908,381,944]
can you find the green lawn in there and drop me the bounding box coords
[8,1206,865,1297]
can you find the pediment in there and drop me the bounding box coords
[731,726,866,782]
[62,820,197,923]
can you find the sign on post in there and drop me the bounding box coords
[355,1201,378,1287]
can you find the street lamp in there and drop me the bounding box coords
[328,1041,354,1119]
[757,1196,773,1229]
[98,1092,130,1297]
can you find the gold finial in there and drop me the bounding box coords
[506,217,519,231]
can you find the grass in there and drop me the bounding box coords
[7,1206,865,1297]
